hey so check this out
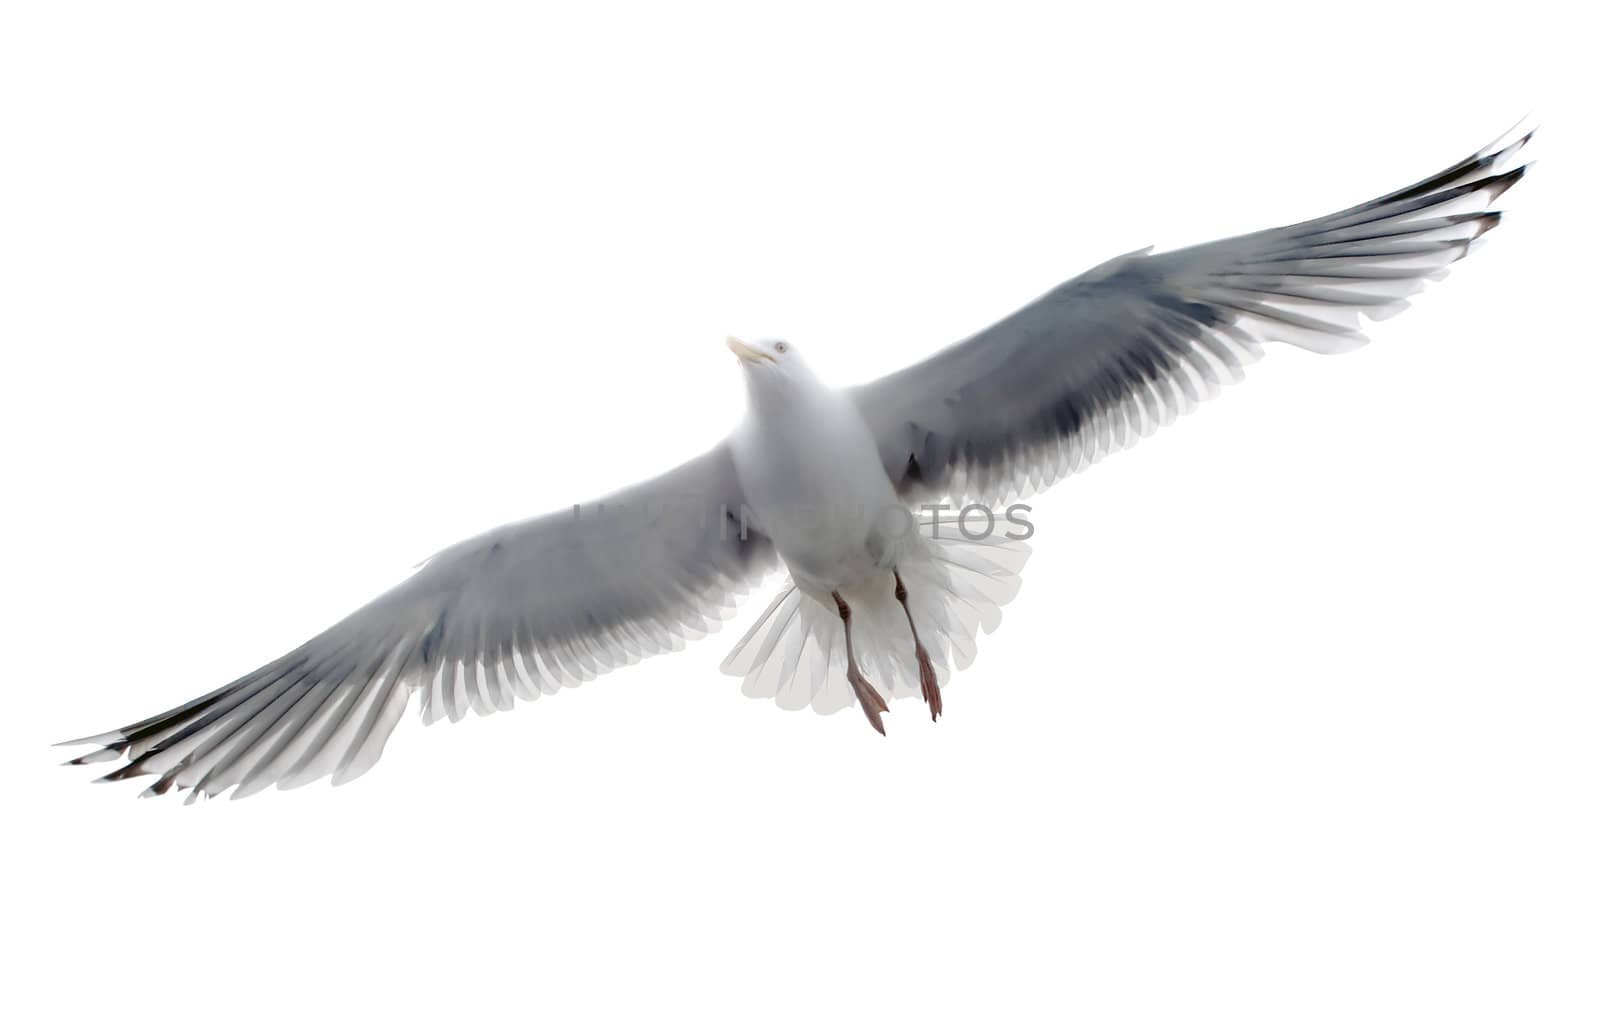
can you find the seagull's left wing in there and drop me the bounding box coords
[61,445,775,800]
[853,129,1531,505]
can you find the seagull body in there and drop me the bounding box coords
[729,338,908,600]
[728,336,949,729]
[62,128,1532,800]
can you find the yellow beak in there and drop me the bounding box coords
[726,336,772,365]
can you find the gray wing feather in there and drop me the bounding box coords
[854,130,1531,505]
[62,445,775,799]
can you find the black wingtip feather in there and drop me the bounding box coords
[94,760,154,783]
[140,771,179,798]
[53,731,128,749]
[1488,163,1530,203]
[63,746,123,766]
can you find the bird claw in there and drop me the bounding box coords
[916,647,942,722]
[849,669,889,736]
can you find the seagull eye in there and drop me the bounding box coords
[775,342,789,354]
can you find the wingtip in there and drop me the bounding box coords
[138,772,179,798]
[1486,162,1532,204]
[93,759,152,783]
[1483,115,1538,159]
[53,730,126,749]
[62,746,122,766]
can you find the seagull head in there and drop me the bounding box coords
[728,336,824,408]
[726,335,794,369]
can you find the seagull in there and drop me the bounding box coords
[60,127,1532,800]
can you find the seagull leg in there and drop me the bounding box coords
[832,590,889,736]
[893,570,942,721]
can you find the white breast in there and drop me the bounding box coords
[730,379,907,595]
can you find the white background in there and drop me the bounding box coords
[3,2,1595,1032]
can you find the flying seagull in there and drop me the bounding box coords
[60,127,1532,800]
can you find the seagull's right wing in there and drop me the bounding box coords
[853,129,1531,506]
[61,445,776,800]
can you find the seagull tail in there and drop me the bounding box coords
[720,515,1031,717]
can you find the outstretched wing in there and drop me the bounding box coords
[62,445,775,800]
[853,129,1531,505]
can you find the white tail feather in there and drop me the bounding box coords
[721,518,1030,714]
